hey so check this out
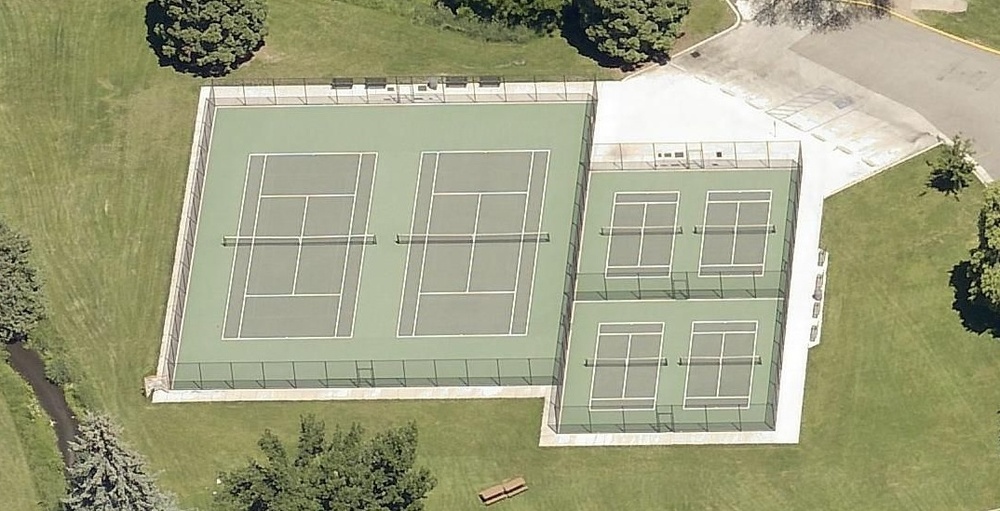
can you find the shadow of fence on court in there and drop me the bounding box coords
[555,403,777,434]
[573,270,789,301]
[171,358,557,390]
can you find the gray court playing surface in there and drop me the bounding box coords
[223,153,377,339]
[698,191,773,276]
[397,150,550,337]
[588,323,665,410]
[682,321,759,408]
[603,192,680,278]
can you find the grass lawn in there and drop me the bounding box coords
[6,0,1000,510]
[918,0,1000,49]
[672,0,737,54]
[0,363,64,510]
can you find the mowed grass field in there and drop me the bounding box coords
[919,0,1000,49]
[2,0,1000,510]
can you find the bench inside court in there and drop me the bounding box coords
[477,476,528,506]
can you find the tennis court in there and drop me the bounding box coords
[697,191,773,276]
[603,192,680,278]
[681,321,759,409]
[397,150,549,337]
[166,94,595,390]
[587,323,665,410]
[554,152,800,433]
[223,153,377,340]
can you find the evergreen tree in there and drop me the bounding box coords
[216,415,436,511]
[150,0,268,77]
[0,217,45,343]
[576,0,690,67]
[63,413,180,511]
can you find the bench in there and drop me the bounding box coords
[477,477,528,506]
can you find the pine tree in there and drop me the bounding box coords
[0,217,45,343]
[63,413,180,511]
[216,415,436,511]
[576,0,690,67]
[149,0,268,77]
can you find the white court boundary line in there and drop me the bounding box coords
[400,149,550,338]
[604,191,681,280]
[222,152,377,341]
[586,322,665,411]
[396,153,429,337]
[682,320,759,410]
[520,150,551,337]
[220,153,256,341]
[236,155,268,338]
[697,189,773,278]
[333,155,365,337]
[344,153,379,338]
[290,196,310,294]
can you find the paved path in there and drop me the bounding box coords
[793,17,1000,177]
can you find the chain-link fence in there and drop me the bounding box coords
[206,76,599,107]
[555,402,777,434]
[171,357,557,390]
[589,141,802,171]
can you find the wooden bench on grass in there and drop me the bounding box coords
[478,477,528,506]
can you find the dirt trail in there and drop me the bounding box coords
[5,342,78,466]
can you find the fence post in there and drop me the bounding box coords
[197,363,205,390]
[260,361,267,389]
[433,360,439,386]
[324,361,330,388]
[291,362,298,389]
[703,406,710,432]
[229,362,235,390]
[495,359,502,385]
[401,360,407,387]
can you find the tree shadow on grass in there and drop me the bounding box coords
[949,261,1000,337]
[144,0,260,78]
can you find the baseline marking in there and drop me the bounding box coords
[237,155,268,338]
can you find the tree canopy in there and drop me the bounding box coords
[0,218,45,343]
[577,0,690,67]
[438,0,569,32]
[968,184,1000,314]
[63,413,180,511]
[927,135,977,196]
[149,0,268,77]
[216,415,436,511]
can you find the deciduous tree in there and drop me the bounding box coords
[63,413,180,511]
[927,134,977,196]
[0,218,45,343]
[150,0,268,77]
[968,184,1000,313]
[216,415,436,511]
[576,0,690,67]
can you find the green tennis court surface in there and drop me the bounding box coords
[164,88,802,435]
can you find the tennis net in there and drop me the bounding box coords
[584,358,668,367]
[221,234,377,247]
[395,232,550,244]
[678,355,761,366]
[693,225,775,235]
[599,226,682,236]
